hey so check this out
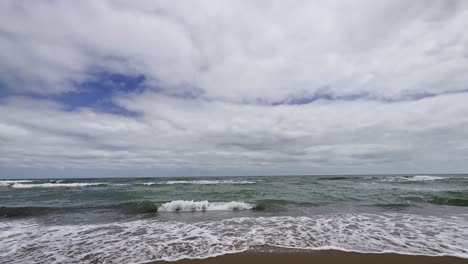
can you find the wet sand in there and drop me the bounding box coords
[149,250,468,264]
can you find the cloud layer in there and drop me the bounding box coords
[1,0,468,175]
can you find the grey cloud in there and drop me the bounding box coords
[1,1,468,174]
[1,0,468,101]
[1,92,468,172]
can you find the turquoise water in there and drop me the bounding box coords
[1,174,468,263]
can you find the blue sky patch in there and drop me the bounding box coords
[57,71,145,116]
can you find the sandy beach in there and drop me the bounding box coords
[150,250,468,264]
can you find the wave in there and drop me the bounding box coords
[9,182,107,188]
[428,197,468,207]
[381,175,449,182]
[48,179,65,183]
[0,180,34,187]
[113,201,159,214]
[0,200,257,218]
[0,206,63,218]
[1,213,467,263]
[254,199,318,208]
[316,176,358,181]
[368,203,414,210]
[157,200,254,212]
[406,175,446,181]
[143,180,255,185]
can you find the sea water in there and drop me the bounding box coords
[1,174,467,263]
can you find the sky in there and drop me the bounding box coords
[1,0,468,178]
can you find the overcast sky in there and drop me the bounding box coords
[1,0,468,178]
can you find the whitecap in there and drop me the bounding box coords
[0,180,34,187]
[381,175,448,182]
[144,180,255,185]
[157,200,254,212]
[10,182,107,188]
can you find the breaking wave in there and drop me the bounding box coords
[381,175,450,182]
[143,180,255,185]
[0,180,34,187]
[157,200,254,212]
[8,182,107,188]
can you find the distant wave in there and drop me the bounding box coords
[381,175,449,182]
[0,180,34,187]
[316,176,358,181]
[405,175,446,181]
[143,180,255,186]
[9,182,107,188]
[157,200,254,212]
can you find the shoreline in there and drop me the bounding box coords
[149,249,468,264]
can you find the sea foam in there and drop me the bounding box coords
[0,180,34,187]
[381,175,448,182]
[1,213,467,263]
[144,180,255,185]
[9,182,107,188]
[157,200,254,212]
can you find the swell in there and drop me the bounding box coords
[402,191,468,207]
[368,203,414,210]
[254,199,319,210]
[0,206,63,218]
[428,197,468,207]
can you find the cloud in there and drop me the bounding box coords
[1,0,468,100]
[1,1,468,175]
[1,92,468,173]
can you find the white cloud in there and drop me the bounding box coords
[1,0,468,100]
[1,1,468,174]
[1,92,468,173]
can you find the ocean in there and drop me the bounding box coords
[1,174,467,263]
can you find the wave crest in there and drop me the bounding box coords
[10,182,107,188]
[0,180,34,187]
[381,175,448,182]
[144,180,255,185]
[157,200,254,212]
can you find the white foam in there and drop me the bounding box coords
[406,175,446,181]
[49,180,65,183]
[382,175,448,182]
[0,180,34,187]
[1,213,467,263]
[145,180,255,185]
[158,200,254,212]
[10,182,107,188]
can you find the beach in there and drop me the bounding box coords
[150,250,468,264]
